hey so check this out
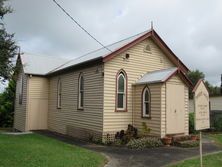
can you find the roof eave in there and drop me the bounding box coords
[46,57,103,77]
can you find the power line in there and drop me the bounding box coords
[52,0,112,52]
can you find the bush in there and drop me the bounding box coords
[174,140,199,148]
[140,122,151,137]
[115,124,138,144]
[127,137,163,149]
[212,114,222,132]
[172,135,191,142]
[0,80,16,128]
[189,113,197,134]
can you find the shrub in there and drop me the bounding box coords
[174,140,199,148]
[189,113,198,134]
[115,124,138,144]
[172,135,191,142]
[213,115,222,132]
[140,122,151,137]
[113,139,122,146]
[127,137,163,149]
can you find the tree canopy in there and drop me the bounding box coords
[188,69,221,97]
[0,0,17,82]
[0,0,17,127]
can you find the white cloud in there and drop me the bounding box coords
[3,0,222,85]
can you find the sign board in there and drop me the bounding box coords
[193,80,210,130]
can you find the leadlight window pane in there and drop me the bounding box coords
[118,75,125,92]
[118,94,124,108]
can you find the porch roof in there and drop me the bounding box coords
[135,67,178,85]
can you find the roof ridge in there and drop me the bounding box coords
[22,52,69,60]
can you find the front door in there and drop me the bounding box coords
[166,83,185,134]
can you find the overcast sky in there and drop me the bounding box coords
[3,0,222,88]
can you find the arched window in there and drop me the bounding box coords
[116,70,127,111]
[57,78,62,109]
[78,73,84,109]
[142,86,151,117]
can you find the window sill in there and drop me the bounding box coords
[142,116,151,119]
[115,109,127,112]
[77,108,84,111]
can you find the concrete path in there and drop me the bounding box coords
[36,131,222,167]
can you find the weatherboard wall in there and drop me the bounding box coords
[103,38,175,133]
[14,69,28,131]
[48,65,104,139]
[133,84,162,137]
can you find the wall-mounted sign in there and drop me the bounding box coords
[193,79,210,130]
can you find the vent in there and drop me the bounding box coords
[144,44,151,53]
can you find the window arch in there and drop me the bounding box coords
[78,73,84,109]
[116,70,127,111]
[57,78,62,109]
[142,86,151,117]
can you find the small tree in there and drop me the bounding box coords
[0,79,16,127]
[0,0,17,82]
[188,70,205,98]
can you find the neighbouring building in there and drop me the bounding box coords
[14,29,193,141]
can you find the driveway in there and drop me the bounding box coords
[36,131,222,167]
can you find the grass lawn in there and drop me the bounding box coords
[208,133,222,146]
[169,133,222,167]
[0,133,106,167]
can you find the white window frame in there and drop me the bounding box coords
[57,79,62,109]
[78,73,84,109]
[142,87,151,117]
[117,72,126,111]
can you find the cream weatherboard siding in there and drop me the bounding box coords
[133,84,162,137]
[14,70,28,131]
[103,38,175,134]
[48,65,104,139]
[27,76,49,130]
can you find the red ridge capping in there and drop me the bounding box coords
[103,29,190,74]
[163,69,193,88]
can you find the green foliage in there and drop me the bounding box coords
[0,79,16,127]
[205,81,221,97]
[127,137,163,149]
[187,70,205,86]
[213,115,222,132]
[174,140,199,148]
[0,0,17,81]
[115,124,138,144]
[188,70,221,98]
[189,113,198,134]
[141,122,151,137]
[187,70,205,98]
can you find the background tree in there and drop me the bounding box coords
[0,0,17,127]
[0,0,17,82]
[188,70,221,98]
[0,79,15,127]
[187,69,205,86]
